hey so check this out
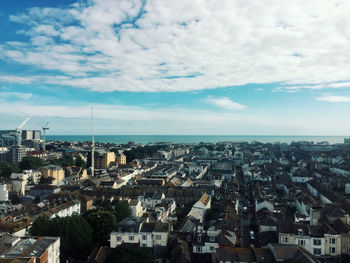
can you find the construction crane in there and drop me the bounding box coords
[42,122,49,151]
[15,117,30,146]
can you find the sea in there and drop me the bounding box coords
[45,135,349,145]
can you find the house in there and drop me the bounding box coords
[139,192,165,209]
[99,181,118,189]
[29,184,60,200]
[139,222,169,247]
[0,234,60,262]
[110,217,144,248]
[187,193,211,222]
[193,230,220,254]
[129,199,143,217]
[267,243,319,263]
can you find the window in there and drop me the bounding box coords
[329,247,336,254]
[196,247,201,252]
[298,239,305,246]
[118,227,122,232]
[142,235,147,240]
[210,246,214,251]
[156,235,161,240]
[117,236,121,241]
[198,237,202,242]
[313,239,321,246]
[298,229,303,236]
[348,238,350,244]
[313,248,321,255]
[210,236,215,242]
[130,228,134,233]
[283,237,288,243]
[330,238,336,244]
[347,247,350,253]
[129,236,134,241]
[186,235,191,241]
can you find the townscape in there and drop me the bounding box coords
[1,128,350,263]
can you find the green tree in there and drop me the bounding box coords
[113,201,131,223]
[0,162,20,177]
[50,155,74,167]
[105,244,155,263]
[85,210,116,246]
[19,156,43,170]
[29,216,51,236]
[29,215,93,260]
[75,155,86,168]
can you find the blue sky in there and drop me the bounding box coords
[1,0,350,135]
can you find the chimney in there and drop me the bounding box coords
[310,205,323,226]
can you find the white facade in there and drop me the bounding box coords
[279,233,341,257]
[50,200,81,218]
[139,231,168,248]
[0,184,9,202]
[110,231,140,248]
[47,237,61,263]
[130,200,144,217]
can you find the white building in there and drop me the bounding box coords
[110,217,144,248]
[139,222,169,247]
[0,184,9,202]
[129,199,144,217]
[0,234,60,263]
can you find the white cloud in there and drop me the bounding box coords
[1,0,350,92]
[207,97,246,110]
[0,92,32,100]
[316,95,350,102]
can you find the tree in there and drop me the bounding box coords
[113,201,131,223]
[29,215,51,236]
[0,162,20,177]
[50,155,74,167]
[105,244,155,263]
[19,156,43,170]
[85,210,116,246]
[29,215,93,260]
[75,155,86,168]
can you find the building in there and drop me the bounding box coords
[29,184,60,200]
[95,152,115,169]
[129,199,143,217]
[110,217,144,248]
[139,222,169,248]
[0,184,9,202]
[0,234,60,263]
[116,154,127,165]
[0,130,19,147]
[10,169,42,196]
[40,165,65,185]
[7,146,27,164]
[11,170,41,185]
[22,130,41,141]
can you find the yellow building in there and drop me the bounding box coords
[40,165,65,185]
[95,152,115,169]
[116,154,127,165]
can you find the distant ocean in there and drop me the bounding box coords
[45,135,348,145]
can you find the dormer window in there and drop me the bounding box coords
[298,229,303,236]
[210,236,215,242]
[118,227,122,232]
[198,236,201,242]
[130,228,134,233]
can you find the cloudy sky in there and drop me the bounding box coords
[1,0,350,135]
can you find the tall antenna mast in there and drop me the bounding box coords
[42,122,49,151]
[91,106,95,177]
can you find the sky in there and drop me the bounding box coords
[1,0,350,135]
